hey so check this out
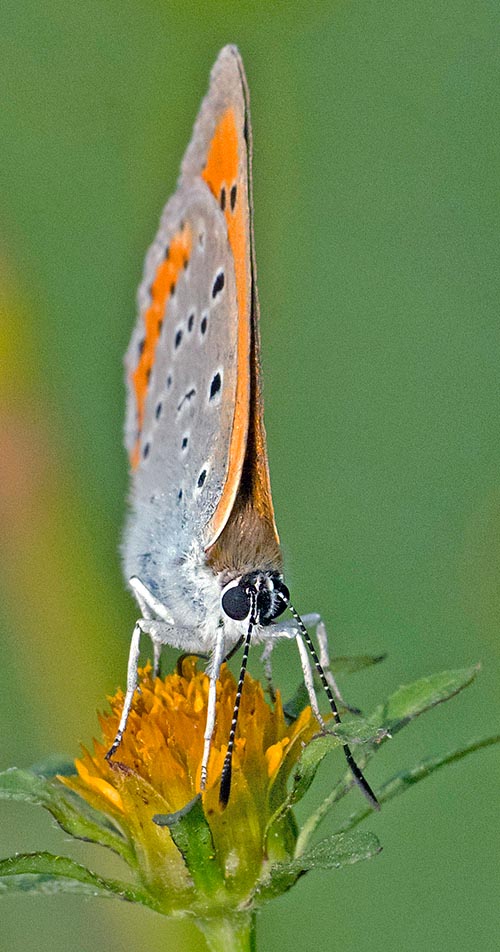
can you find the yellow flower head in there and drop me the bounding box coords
[61,659,318,911]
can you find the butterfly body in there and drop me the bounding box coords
[111,46,378,810]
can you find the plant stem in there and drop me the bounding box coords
[196,913,256,952]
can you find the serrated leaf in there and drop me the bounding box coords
[0,768,134,864]
[0,852,157,908]
[255,830,381,903]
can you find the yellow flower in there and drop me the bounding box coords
[60,658,318,913]
[2,650,478,948]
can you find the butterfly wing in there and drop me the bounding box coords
[123,46,279,612]
[181,45,254,547]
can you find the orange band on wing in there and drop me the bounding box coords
[202,108,250,543]
[130,224,192,468]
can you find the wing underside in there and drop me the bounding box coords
[124,46,280,585]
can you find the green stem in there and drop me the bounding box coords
[196,913,256,952]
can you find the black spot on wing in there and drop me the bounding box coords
[212,271,225,299]
[209,372,222,400]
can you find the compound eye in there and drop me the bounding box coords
[221,582,251,621]
[265,579,289,621]
[260,579,290,625]
[275,580,290,609]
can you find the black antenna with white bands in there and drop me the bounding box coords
[219,593,257,808]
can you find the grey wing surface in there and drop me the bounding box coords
[123,184,238,598]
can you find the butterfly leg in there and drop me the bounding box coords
[264,618,379,810]
[128,576,175,678]
[268,614,360,715]
[314,617,361,714]
[260,638,274,697]
[260,638,280,702]
[105,620,143,761]
[200,628,226,791]
[295,633,327,729]
[106,616,203,761]
[128,583,158,676]
[259,624,306,703]
[152,641,162,678]
[129,576,174,623]
[260,622,326,727]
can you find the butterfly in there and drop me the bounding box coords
[107,45,378,811]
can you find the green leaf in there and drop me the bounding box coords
[327,720,389,746]
[295,665,481,854]
[289,733,342,804]
[0,768,134,865]
[255,830,381,903]
[296,829,381,869]
[330,654,386,674]
[336,733,500,834]
[365,666,480,740]
[0,852,158,908]
[286,719,385,810]
[153,796,225,897]
[29,756,76,778]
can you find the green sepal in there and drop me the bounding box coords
[0,852,158,909]
[0,768,134,865]
[153,795,225,898]
[255,830,381,904]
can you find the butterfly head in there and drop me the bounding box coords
[221,571,290,626]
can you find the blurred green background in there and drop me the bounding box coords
[1,1,499,950]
